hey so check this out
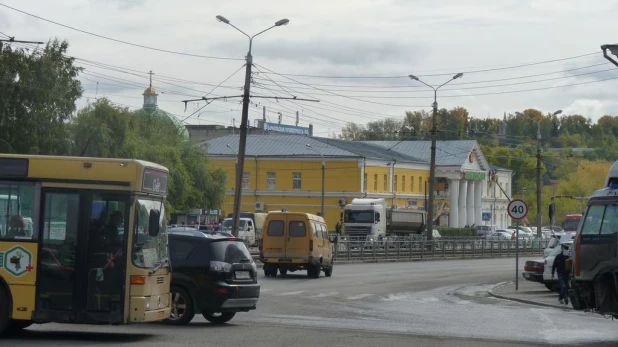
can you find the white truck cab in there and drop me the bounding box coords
[219,217,256,245]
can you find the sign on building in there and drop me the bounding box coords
[464,171,486,181]
[264,122,310,135]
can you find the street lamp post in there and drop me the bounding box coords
[217,15,290,237]
[306,144,325,218]
[409,73,463,240]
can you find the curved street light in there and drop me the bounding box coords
[217,15,290,237]
[408,73,463,240]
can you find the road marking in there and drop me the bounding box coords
[275,291,306,296]
[310,292,339,298]
[346,294,373,300]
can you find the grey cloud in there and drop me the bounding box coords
[212,37,426,67]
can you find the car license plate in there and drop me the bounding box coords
[235,271,251,279]
[523,273,529,279]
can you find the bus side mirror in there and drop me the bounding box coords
[149,210,161,236]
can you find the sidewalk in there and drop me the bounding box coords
[489,279,572,310]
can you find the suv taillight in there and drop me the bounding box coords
[210,261,232,273]
[309,240,313,252]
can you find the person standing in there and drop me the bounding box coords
[552,243,570,305]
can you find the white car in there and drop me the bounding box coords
[487,231,511,240]
[543,240,574,291]
[543,233,574,258]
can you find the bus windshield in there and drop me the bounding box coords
[133,198,169,268]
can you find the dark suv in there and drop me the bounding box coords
[164,229,260,325]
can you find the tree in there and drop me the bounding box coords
[70,99,226,214]
[0,39,82,154]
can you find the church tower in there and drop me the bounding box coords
[143,70,158,111]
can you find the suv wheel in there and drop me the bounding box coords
[165,286,195,325]
[203,312,236,324]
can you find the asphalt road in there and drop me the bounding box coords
[5,257,618,346]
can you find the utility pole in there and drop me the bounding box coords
[536,125,542,239]
[306,144,325,217]
[534,109,562,239]
[409,73,463,240]
[182,17,318,237]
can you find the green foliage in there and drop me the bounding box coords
[0,39,82,154]
[70,98,226,214]
[436,227,477,237]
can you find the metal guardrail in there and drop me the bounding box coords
[249,238,550,263]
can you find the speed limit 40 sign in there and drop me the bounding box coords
[507,199,528,220]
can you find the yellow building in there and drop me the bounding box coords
[203,135,431,231]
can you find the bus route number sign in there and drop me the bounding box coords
[143,169,168,195]
[507,199,528,220]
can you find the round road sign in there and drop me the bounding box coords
[507,199,528,220]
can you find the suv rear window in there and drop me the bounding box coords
[266,220,284,236]
[207,240,253,264]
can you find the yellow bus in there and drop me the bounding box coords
[0,154,171,335]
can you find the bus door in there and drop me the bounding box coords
[35,190,129,324]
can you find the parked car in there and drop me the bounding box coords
[487,231,511,240]
[543,233,574,258]
[164,229,260,325]
[543,240,573,291]
[523,259,545,284]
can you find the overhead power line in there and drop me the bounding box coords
[0,3,243,61]
[256,52,600,79]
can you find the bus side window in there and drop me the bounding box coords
[0,182,36,240]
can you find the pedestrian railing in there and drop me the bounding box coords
[329,239,549,262]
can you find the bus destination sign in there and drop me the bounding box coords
[143,169,168,194]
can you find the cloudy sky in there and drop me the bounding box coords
[2,0,618,137]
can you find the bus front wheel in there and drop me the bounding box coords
[0,285,10,336]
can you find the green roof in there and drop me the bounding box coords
[135,107,190,142]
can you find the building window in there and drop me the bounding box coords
[293,172,302,190]
[411,176,415,193]
[383,174,388,191]
[267,172,276,190]
[363,173,367,191]
[242,172,250,189]
[418,177,422,192]
[402,176,406,192]
[394,175,398,192]
[373,174,378,191]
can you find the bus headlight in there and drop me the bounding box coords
[145,299,151,310]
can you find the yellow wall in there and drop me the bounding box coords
[363,166,429,194]
[210,158,361,231]
[209,157,431,231]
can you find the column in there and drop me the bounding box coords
[474,181,482,226]
[466,180,474,226]
[458,179,467,227]
[449,179,459,227]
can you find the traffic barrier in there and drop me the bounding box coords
[249,238,550,263]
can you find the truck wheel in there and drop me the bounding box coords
[569,292,585,310]
[0,285,10,336]
[324,262,333,278]
[544,283,554,291]
[279,268,288,276]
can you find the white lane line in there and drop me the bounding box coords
[346,294,373,300]
[310,292,339,298]
[275,290,306,296]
